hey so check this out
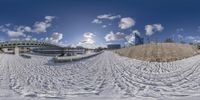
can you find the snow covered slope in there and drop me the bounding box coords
[0,51,200,100]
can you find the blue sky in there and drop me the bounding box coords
[0,0,200,48]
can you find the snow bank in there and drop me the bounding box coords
[53,52,102,62]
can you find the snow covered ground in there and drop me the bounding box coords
[1,51,200,100]
[54,52,102,62]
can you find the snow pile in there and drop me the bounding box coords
[0,51,200,100]
[54,52,102,62]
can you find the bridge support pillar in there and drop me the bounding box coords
[14,46,19,55]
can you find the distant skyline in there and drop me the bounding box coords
[0,0,200,48]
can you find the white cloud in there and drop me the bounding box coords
[102,25,107,28]
[183,35,200,43]
[45,32,63,44]
[186,36,195,40]
[177,34,184,40]
[125,30,140,45]
[193,40,200,43]
[0,25,30,37]
[33,22,51,33]
[153,24,164,32]
[5,23,11,27]
[50,32,63,43]
[104,31,126,42]
[104,30,142,46]
[82,38,95,44]
[10,38,20,41]
[76,32,98,49]
[77,42,98,49]
[176,28,184,33]
[92,19,102,24]
[33,16,55,33]
[119,17,135,29]
[7,30,26,37]
[32,38,37,41]
[0,16,55,37]
[24,26,32,32]
[145,24,164,36]
[25,35,32,41]
[145,25,154,36]
[82,32,95,44]
[125,34,135,45]
[25,36,37,41]
[83,32,95,39]
[45,16,55,22]
[97,14,121,20]
[92,14,121,27]
[132,30,140,36]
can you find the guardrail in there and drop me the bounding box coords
[53,51,103,63]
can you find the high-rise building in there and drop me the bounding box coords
[135,33,144,45]
[107,44,121,49]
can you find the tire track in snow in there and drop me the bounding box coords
[1,51,200,98]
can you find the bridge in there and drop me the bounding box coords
[0,40,62,55]
[0,40,61,48]
[0,40,86,55]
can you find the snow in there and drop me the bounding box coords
[0,51,200,100]
[54,52,102,62]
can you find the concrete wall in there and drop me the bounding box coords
[2,48,14,53]
[2,47,30,54]
[14,46,19,55]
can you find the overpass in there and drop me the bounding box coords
[0,40,86,55]
[0,40,61,48]
[0,40,62,54]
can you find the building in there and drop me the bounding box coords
[107,44,121,49]
[135,33,144,45]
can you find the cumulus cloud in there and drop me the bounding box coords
[104,30,141,46]
[32,16,55,33]
[83,32,95,39]
[33,22,51,33]
[77,42,98,49]
[0,25,30,37]
[7,31,26,37]
[82,32,95,44]
[119,17,135,29]
[92,14,121,27]
[10,38,20,41]
[25,35,32,41]
[145,24,164,36]
[92,19,102,24]
[76,32,98,49]
[102,25,107,28]
[45,16,55,22]
[97,14,121,20]
[45,32,63,44]
[104,31,126,42]
[184,36,200,43]
[177,34,184,40]
[145,25,154,36]
[186,36,195,40]
[0,16,55,37]
[177,35,200,43]
[125,30,140,45]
